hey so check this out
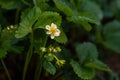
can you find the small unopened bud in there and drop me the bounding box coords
[49,47,57,53]
[40,47,46,52]
[56,60,65,67]
[7,27,10,30]
[56,47,61,52]
[10,25,14,29]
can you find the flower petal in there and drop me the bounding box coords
[51,23,57,28]
[55,33,60,36]
[54,29,60,36]
[57,29,60,33]
[50,35,55,39]
[46,31,51,34]
[46,25,50,30]
[45,23,61,39]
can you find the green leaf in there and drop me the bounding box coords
[34,11,62,29]
[81,0,103,21]
[8,46,23,54]
[0,28,14,52]
[15,7,41,38]
[44,53,54,61]
[33,29,47,52]
[0,0,22,9]
[103,20,120,53]
[35,0,50,11]
[53,0,74,16]
[0,27,17,58]
[109,72,120,80]
[110,0,120,20]
[15,26,31,38]
[55,28,68,44]
[80,21,92,31]
[76,42,98,64]
[43,61,56,75]
[0,49,7,58]
[34,11,67,43]
[0,27,22,58]
[67,12,100,31]
[68,12,100,25]
[85,60,111,72]
[70,60,95,79]
[0,12,7,26]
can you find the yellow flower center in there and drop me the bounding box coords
[50,26,57,35]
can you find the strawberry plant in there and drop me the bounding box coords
[0,0,120,80]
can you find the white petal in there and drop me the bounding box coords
[55,29,60,36]
[46,25,50,30]
[55,33,60,36]
[57,29,60,33]
[50,35,55,39]
[51,23,57,28]
[46,31,51,34]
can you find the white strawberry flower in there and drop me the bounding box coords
[45,23,60,39]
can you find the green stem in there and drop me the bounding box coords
[22,28,34,80]
[33,0,37,6]
[50,71,63,80]
[95,26,113,50]
[21,0,31,6]
[34,36,48,80]
[53,54,59,61]
[1,59,12,80]
[15,9,20,24]
[34,54,43,80]
[95,26,103,43]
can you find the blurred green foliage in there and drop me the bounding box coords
[0,0,120,80]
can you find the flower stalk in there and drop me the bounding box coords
[34,35,48,80]
[22,28,34,80]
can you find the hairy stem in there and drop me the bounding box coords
[33,0,37,6]
[34,36,48,80]
[50,71,63,80]
[15,9,20,24]
[34,54,43,80]
[22,28,34,80]
[95,26,112,50]
[1,59,12,80]
[21,0,31,6]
